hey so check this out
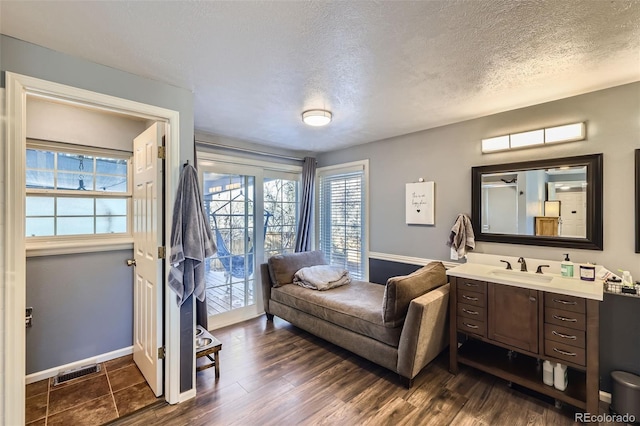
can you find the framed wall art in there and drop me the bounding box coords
[406,181,435,225]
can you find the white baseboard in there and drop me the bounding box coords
[600,390,611,404]
[26,346,134,385]
[369,251,460,270]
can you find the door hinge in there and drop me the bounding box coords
[158,146,166,160]
[158,246,166,259]
[158,346,166,360]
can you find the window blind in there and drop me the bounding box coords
[318,168,365,280]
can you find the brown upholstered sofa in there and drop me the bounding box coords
[260,251,450,387]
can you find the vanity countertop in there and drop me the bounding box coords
[447,262,604,301]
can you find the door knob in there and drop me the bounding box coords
[126,259,137,267]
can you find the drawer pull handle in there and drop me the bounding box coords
[552,314,577,322]
[463,322,479,329]
[462,295,479,302]
[552,298,577,306]
[464,283,479,287]
[553,347,577,357]
[552,330,577,340]
[462,308,479,315]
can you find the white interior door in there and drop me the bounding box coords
[132,123,163,396]
[556,191,586,237]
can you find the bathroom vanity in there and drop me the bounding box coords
[447,261,603,415]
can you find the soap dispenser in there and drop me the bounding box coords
[561,254,574,277]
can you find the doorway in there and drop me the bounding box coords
[3,72,182,426]
[196,153,301,329]
[482,184,518,234]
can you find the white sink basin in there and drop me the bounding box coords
[446,261,603,301]
[490,269,554,284]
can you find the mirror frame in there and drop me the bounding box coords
[636,149,640,253]
[472,153,603,250]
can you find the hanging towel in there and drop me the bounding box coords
[168,164,216,306]
[447,213,475,258]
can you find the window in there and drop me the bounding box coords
[264,175,299,260]
[317,160,368,280]
[26,141,131,241]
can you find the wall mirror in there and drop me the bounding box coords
[472,154,603,250]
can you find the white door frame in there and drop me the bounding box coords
[196,152,303,329]
[2,72,182,426]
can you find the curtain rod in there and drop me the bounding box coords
[195,139,305,162]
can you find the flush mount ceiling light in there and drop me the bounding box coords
[302,109,332,127]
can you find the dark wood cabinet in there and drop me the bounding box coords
[488,284,539,353]
[543,292,588,368]
[455,278,487,337]
[449,276,600,416]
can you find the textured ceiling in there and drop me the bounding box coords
[1,1,639,152]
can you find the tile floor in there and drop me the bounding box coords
[25,355,161,426]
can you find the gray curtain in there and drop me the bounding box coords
[193,144,209,329]
[295,157,316,252]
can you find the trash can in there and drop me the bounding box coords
[611,371,640,420]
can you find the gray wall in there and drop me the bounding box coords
[27,97,148,152]
[600,293,640,392]
[1,35,196,390]
[318,82,640,280]
[1,35,194,162]
[26,251,133,374]
[319,82,640,393]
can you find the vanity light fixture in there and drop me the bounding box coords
[302,109,332,127]
[544,122,586,144]
[481,122,586,153]
[480,135,510,152]
[509,129,544,148]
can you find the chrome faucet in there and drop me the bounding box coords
[517,257,527,272]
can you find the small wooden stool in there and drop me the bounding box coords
[196,331,222,378]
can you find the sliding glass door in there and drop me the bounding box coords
[201,171,256,323]
[198,156,300,328]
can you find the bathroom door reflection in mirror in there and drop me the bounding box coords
[481,165,587,238]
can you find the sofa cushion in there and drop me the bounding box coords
[271,280,402,347]
[382,261,447,327]
[268,250,327,287]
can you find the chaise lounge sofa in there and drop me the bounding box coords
[260,251,450,386]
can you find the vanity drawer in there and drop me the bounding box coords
[457,303,486,321]
[545,307,586,331]
[545,339,586,366]
[457,289,485,307]
[545,293,585,314]
[544,323,586,349]
[457,278,486,294]
[457,316,486,337]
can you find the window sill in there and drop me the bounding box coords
[26,237,134,257]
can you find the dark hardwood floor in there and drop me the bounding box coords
[112,316,606,425]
